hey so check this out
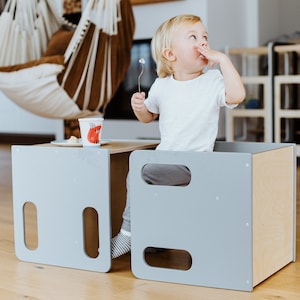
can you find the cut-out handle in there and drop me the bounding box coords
[83,207,99,258]
[23,202,38,250]
[144,247,192,271]
[141,163,191,186]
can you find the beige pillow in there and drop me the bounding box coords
[0,58,94,119]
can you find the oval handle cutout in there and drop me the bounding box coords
[144,247,192,271]
[23,202,38,250]
[83,207,99,258]
[142,164,191,186]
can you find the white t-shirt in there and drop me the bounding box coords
[144,69,235,152]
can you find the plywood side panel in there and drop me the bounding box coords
[252,146,295,286]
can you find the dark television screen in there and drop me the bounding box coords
[104,39,157,119]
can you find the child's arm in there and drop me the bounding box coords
[196,46,246,105]
[218,54,246,104]
[131,92,158,123]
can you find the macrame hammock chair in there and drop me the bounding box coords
[0,0,135,119]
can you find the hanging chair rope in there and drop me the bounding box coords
[0,0,74,66]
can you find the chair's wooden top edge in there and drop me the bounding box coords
[227,43,300,55]
[273,43,300,53]
[227,47,268,55]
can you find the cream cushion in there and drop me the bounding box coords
[0,60,94,119]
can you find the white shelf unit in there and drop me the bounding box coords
[225,47,272,143]
[273,44,300,155]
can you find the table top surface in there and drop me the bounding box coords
[100,139,159,154]
[40,139,160,154]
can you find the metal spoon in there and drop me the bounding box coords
[138,58,145,93]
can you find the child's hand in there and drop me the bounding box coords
[131,92,146,112]
[194,45,224,67]
[131,91,155,123]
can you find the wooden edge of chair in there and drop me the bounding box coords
[227,47,268,55]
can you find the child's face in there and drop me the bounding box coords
[169,21,209,75]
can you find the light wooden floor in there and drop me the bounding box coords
[0,144,299,300]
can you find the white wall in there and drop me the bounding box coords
[133,0,207,40]
[0,92,64,139]
[278,0,300,39]
[256,0,280,45]
[206,0,247,50]
[132,0,251,50]
[134,0,300,48]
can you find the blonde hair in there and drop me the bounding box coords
[151,14,203,78]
